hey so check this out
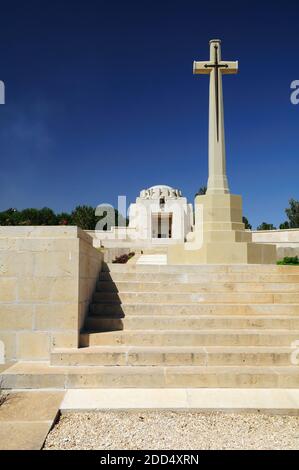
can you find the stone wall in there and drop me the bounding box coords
[78,236,103,330]
[251,229,299,259]
[0,227,102,365]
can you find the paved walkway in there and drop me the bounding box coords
[0,391,64,450]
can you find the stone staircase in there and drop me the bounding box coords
[2,264,299,389]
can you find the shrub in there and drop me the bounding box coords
[242,216,252,230]
[277,256,299,265]
[257,222,276,231]
[279,221,290,229]
[112,252,135,264]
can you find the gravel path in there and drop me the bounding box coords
[44,411,299,450]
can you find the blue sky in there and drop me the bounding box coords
[0,0,298,228]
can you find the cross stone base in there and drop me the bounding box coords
[168,194,276,264]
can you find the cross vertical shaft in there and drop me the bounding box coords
[193,39,238,194]
[208,40,228,194]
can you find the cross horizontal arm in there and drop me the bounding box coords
[221,61,238,74]
[193,60,238,75]
[193,61,211,74]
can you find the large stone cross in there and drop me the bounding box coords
[193,39,238,194]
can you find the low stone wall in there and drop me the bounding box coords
[251,229,299,259]
[86,228,299,261]
[85,228,134,249]
[0,227,103,365]
[85,229,184,250]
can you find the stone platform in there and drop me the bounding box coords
[168,194,276,264]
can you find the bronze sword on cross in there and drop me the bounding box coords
[193,40,238,143]
[193,39,238,195]
[204,44,228,141]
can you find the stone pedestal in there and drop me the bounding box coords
[168,194,276,264]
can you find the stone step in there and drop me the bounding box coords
[80,329,299,347]
[103,264,299,274]
[97,280,299,293]
[2,362,299,389]
[85,314,299,331]
[136,254,167,265]
[139,248,168,255]
[93,291,299,304]
[59,388,299,413]
[51,346,295,367]
[99,272,299,283]
[90,303,299,316]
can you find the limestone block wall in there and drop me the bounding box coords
[251,229,299,259]
[0,227,102,365]
[78,236,104,330]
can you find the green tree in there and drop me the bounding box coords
[0,208,21,225]
[38,207,57,225]
[279,221,290,229]
[95,206,128,231]
[285,199,299,228]
[0,207,58,226]
[242,216,252,230]
[19,208,42,225]
[71,205,97,230]
[195,186,207,196]
[17,207,57,225]
[257,222,276,231]
[0,205,126,229]
[56,212,73,225]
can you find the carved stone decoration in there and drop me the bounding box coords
[160,187,169,198]
[151,187,161,199]
[140,185,183,200]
